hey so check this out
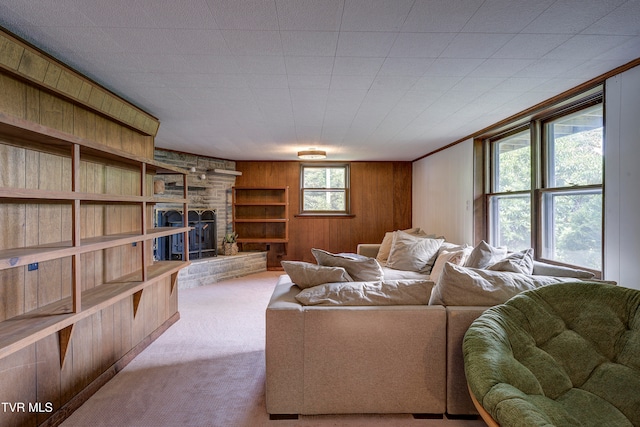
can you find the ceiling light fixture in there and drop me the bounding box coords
[297,149,326,160]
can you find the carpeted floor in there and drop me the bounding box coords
[61,271,486,427]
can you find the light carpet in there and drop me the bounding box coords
[61,271,485,427]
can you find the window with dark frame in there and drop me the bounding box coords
[300,163,350,215]
[484,94,603,273]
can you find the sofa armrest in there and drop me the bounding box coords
[357,243,381,258]
[265,276,305,414]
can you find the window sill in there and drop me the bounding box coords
[295,213,355,218]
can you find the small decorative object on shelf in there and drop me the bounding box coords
[223,232,239,256]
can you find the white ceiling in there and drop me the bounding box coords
[1,0,639,161]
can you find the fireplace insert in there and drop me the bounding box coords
[155,209,217,260]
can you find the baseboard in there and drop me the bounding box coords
[39,311,181,427]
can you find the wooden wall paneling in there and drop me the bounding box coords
[235,161,412,267]
[40,91,74,135]
[90,311,104,381]
[36,332,62,424]
[119,297,133,359]
[0,143,26,187]
[0,347,37,427]
[393,162,412,231]
[0,267,24,321]
[0,73,25,118]
[25,84,40,124]
[103,165,123,283]
[132,286,146,345]
[70,316,93,397]
[99,304,117,374]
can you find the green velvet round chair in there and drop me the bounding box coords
[463,282,640,427]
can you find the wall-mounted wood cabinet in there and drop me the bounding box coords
[232,187,289,249]
[0,112,189,366]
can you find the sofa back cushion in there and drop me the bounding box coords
[281,261,353,289]
[312,248,384,282]
[386,231,444,274]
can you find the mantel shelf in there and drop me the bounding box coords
[0,261,189,360]
[0,227,192,271]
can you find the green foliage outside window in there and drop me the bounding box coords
[301,165,349,213]
[491,104,603,270]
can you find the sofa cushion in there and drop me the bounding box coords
[487,248,534,275]
[312,248,384,282]
[532,261,595,278]
[429,262,580,306]
[281,261,353,289]
[295,280,433,306]
[382,266,431,281]
[386,231,444,274]
[464,240,507,269]
[430,247,473,283]
[376,227,422,265]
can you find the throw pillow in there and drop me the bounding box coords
[464,240,508,269]
[532,261,595,278]
[429,246,473,283]
[428,262,580,306]
[295,280,434,306]
[311,248,384,282]
[376,227,422,265]
[281,261,353,289]
[487,248,534,275]
[386,231,444,273]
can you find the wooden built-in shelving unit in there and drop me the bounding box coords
[232,187,289,247]
[0,111,190,367]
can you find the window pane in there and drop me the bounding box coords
[303,167,346,189]
[494,131,530,192]
[542,190,602,270]
[303,190,346,211]
[546,105,603,187]
[489,194,531,251]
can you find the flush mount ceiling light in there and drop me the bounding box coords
[297,148,326,160]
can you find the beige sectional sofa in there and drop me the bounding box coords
[265,276,447,415]
[265,236,602,417]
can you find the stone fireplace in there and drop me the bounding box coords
[153,149,267,288]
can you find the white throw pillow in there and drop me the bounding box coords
[281,261,353,289]
[386,231,444,273]
[295,280,433,306]
[464,240,508,269]
[376,227,422,265]
[429,262,579,306]
[487,248,534,275]
[532,261,595,278]
[311,248,384,282]
[429,246,473,283]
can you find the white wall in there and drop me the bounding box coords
[412,139,474,246]
[604,65,640,289]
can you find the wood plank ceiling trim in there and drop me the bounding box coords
[0,28,160,137]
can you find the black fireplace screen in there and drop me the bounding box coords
[155,209,217,260]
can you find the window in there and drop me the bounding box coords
[488,129,532,252]
[541,104,603,270]
[300,163,350,214]
[484,95,603,272]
